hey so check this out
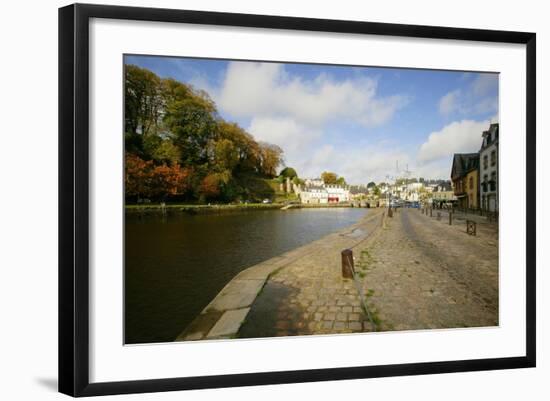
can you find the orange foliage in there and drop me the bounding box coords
[150,163,191,197]
[198,173,221,200]
[125,152,191,199]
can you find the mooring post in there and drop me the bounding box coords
[449,211,453,225]
[430,208,433,217]
[466,220,477,236]
[341,249,355,279]
[437,212,441,221]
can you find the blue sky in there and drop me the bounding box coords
[125,55,499,184]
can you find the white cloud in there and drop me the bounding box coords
[475,97,499,115]
[290,142,410,184]
[216,62,408,127]
[413,160,454,181]
[247,117,320,153]
[438,73,498,117]
[471,73,499,96]
[439,90,461,115]
[417,119,491,165]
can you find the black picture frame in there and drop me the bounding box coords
[58,3,536,397]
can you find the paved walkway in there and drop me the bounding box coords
[358,208,498,331]
[238,208,498,338]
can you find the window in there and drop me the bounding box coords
[490,171,497,191]
[491,150,497,166]
[483,155,488,169]
[469,176,474,190]
[482,174,488,192]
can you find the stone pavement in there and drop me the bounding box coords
[176,208,384,341]
[356,208,498,331]
[238,210,386,338]
[238,207,498,338]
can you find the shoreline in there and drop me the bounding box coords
[175,208,385,341]
[125,202,370,215]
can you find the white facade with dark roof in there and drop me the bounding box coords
[479,123,499,212]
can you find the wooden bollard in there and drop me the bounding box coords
[341,249,355,279]
[449,211,453,225]
[466,220,477,236]
[437,212,441,221]
[388,207,393,218]
[430,208,433,217]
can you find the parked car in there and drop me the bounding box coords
[262,198,272,204]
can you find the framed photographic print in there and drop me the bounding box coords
[58,3,536,397]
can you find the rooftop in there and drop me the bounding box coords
[451,153,479,180]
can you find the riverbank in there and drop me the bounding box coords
[125,202,367,215]
[175,208,385,341]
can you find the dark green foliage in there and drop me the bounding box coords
[279,167,297,179]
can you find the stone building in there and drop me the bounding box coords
[479,123,499,212]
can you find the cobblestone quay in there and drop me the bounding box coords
[238,208,498,338]
[177,207,498,341]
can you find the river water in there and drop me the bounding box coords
[125,207,367,344]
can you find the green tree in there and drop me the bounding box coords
[162,78,217,166]
[321,171,338,185]
[279,167,297,179]
[150,139,181,165]
[336,176,347,186]
[258,143,283,177]
[124,65,163,137]
[209,138,239,173]
[217,121,261,174]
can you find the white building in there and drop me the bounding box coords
[402,182,423,201]
[299,186,328,204]
[325,185,351,203]
[298,182,350,204]
[479,123,499,212]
